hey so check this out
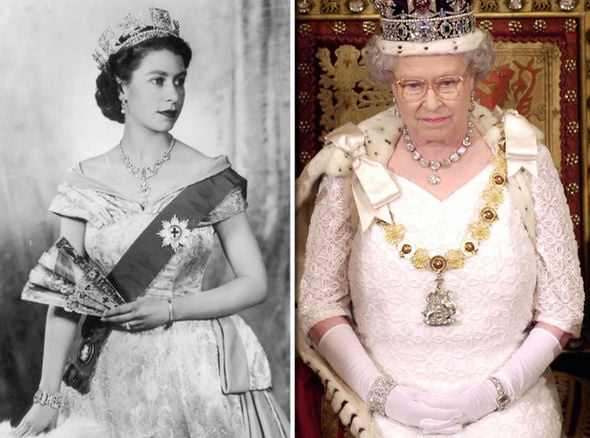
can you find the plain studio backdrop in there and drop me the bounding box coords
[0,0,290,423]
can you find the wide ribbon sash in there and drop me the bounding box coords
[325,123,400,231]
[213,317,251,394]
[63,167,246,393]
[107,168,245,299]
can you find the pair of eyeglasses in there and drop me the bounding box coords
[394,69,469,103]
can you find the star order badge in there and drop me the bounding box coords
[157,215,191,252]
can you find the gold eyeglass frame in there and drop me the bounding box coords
[394,68,470,102]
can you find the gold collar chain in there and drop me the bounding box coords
[377,148,508,326]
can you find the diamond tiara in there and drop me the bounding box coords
[373,0,476,43]
[93,8,180,70]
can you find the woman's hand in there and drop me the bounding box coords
[14,404,58,437]
[101,296,169,331]
[421,326,565,429]
[420,380,497,426]
[386,385,464,435]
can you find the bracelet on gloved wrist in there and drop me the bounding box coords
[33,389,62,409]
[488,376,510,410]
[367,375,397,415]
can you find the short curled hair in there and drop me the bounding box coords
[95,36,192,123]
[366,30,495,87]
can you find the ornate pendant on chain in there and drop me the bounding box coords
[119,136,175,208]
[403,120,474,185]
[422,255,457,326]
[378,146,509,326]
[138,169,150,205]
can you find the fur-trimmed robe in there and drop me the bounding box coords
[295,103,543,437]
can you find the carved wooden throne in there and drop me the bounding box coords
[295,1,590,437]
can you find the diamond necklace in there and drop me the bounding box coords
[403,119,474,185]
[378,148,508,326]
[119,136,175,208]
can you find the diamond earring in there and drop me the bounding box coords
[392,96,401,118]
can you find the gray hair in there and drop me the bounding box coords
[366,30,496,86]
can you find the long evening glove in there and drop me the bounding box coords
[421,327,562,426]
[317,323,463,433]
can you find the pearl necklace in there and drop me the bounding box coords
[378,147,508,326]
[119,136,175,208]
[403,120,474,185]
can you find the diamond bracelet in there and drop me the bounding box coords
[33,389,62,409]
[367,375,397,415]
[488,376,510,410]
[164,297,175,329]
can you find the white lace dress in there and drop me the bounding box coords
[299,145,584,437]
[48,157,286,438]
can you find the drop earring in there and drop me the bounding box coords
[392,96,401,119]
[469,91,475,113]
[120,99,127,115]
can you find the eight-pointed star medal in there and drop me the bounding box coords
[158,215,191,252]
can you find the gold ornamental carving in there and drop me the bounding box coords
[533,19,548,31]
[564,19,577,32]
[332,21,348,34]
[572,214,581,227]
[321,0,340,13]
[480,0,500,11]
[362,21,377,34]
[532,0,552,10]
[297,0,314,15]
[479,20,494,31]
[564,58,577,73]
[298,23,313,37]
[509,20,523,32]
[565,90,578,103]
[566,152,580,166]
[566,182,581,196]
[315,44,391,136]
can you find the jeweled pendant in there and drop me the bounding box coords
[423,271,457,326]
[139,180,150,208]
[423,289,457,326]
[428,172,441,185]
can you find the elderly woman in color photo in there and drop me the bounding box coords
[296,0,585,436]
[15,8,287,438]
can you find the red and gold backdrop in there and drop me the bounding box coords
[296,5,588,250]
[296,1,590,437]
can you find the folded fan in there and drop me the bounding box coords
[22,238,125,316]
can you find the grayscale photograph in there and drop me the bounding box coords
[0,1,289,437]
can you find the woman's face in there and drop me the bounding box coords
[120,49,187,133]
[391,54,474,145]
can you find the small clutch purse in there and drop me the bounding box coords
[22,237,125,316]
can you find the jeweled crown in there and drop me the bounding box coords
[373,0,476,43]
[93,8,180,70]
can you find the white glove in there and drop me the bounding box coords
[422,327,562,426]
[494,327,562,398]
[421,379,497,426]
[317,323,463,432]
[387,385,463,434]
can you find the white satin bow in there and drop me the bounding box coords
[503,110,538,178]
[325,123,400,231]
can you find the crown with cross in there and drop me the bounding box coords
[373,0,476,43]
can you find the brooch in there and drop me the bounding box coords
[157,215,192,252]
